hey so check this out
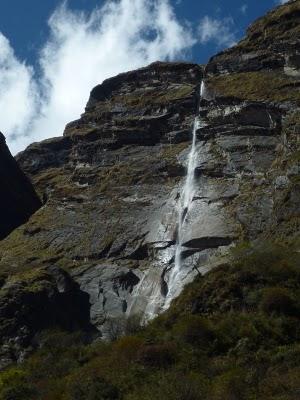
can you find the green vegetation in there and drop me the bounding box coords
[208,71,300,104]
[33,167,85,200]
[109,84,194,109]
[1,241,299,399]
[7,267,52,293]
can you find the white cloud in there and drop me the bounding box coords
[198,16,237,48]
[1,0,195,155]
[0,34,38,150]
[240,4,248,15]
[277,0,289,4]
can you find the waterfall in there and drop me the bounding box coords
[163,80,204,309]
[127,80,205,323]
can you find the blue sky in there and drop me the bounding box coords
[0,0,286,154]
[0,0,282,65]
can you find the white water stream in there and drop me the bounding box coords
[162,80,204,310]
[127,80,205,322]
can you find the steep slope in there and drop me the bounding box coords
[0,133,41,240]
[0,0,299,368]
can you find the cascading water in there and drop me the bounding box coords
[127,80,205,323]
[163,80,205,309]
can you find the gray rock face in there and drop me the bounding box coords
[181,199,237,249]
[72,264,140,336]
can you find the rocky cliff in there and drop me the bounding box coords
[0,0,299,366]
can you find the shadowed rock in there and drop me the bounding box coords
[0,132,41,240]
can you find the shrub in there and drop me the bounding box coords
[271,344,300,368]
[0,368,36,400]
[65,373,120,400]
[260,287,298,316]
[0,384,36,400]
[138,343,176,368]
[259,367,300,399]
[211,369,249,400]
[113,336,144,362]
[126,371,209,400]
[173,315,215,347]
[231,242,300,285]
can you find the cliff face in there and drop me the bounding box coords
[0,0,299,365]
[0,133,41,241]
[203,0,300,242]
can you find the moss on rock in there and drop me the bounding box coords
[207,71,300,104]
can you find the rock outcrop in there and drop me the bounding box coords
[0,133,41,240]
[0,266,94,368]
[0,0,299,364]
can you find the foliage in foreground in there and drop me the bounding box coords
[0,241,300,400]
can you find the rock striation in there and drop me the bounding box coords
[0,0,299,365]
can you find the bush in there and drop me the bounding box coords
[113,336,144,362]
[211,369,249,400]
[271,344,300,368]
[0,384,36,400]
[260,287,297,316]
[138,343,176,368]
[0,368,36,400]
[231,242,300,285]
[259,367,300,399]
[65,373,120,400]
[173,315,215,347]
[126,371,209,400]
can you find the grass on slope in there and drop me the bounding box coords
[207,71,300,104]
